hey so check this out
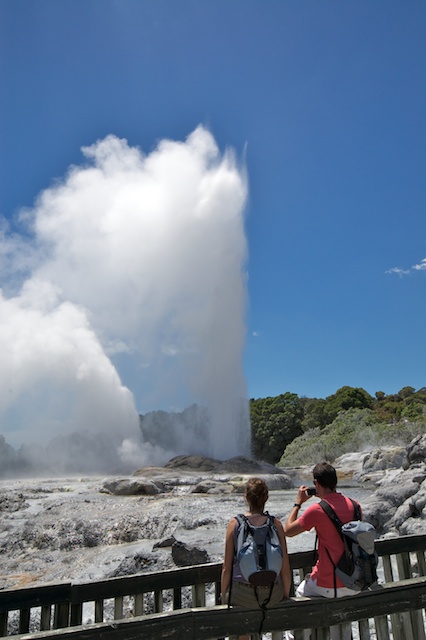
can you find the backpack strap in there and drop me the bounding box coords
[228,514,246,609]
[318,502,341,597]
[319,498,361,533]
[319,498,360,597]
[236,513,247,527]
[349,498,361,521]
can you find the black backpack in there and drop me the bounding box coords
[318,498,378,596]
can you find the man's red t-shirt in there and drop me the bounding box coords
[299,492,360,588]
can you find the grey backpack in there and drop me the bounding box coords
[235,513,283,587]
[319,498,378,594]
[230,513,283,635]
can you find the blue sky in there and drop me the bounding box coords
[1,0,425,419]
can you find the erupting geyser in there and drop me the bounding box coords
[0,126,250,471]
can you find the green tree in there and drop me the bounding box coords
[250,393,304,464]
[300,397,327,431]
[324,386,374,424]
[279,408,383,467]
[398,386,415,400]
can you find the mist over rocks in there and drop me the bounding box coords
[0,431,143,478]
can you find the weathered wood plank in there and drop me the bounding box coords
[388,611,404,640]
[192,584,205,608]
[173,587,182,610]
[260,579,426,636]
[4,581,426,640]
[69,563,222,602]
[114,596,123,620]
[133,593,143,616]
[69,603,82,627]
[374,614,390,640]
[358,617,371,639]
[0,613,7,637]
[214,581,221,606]
[53,603,69,630]
[40,606,51,631]
[417,549,426,576]
[400,610,415,640]
[153,590,162,613]
[408,608,426,640]
[0,583,71,613]
[382,555,394,582]
[376,534,426,556]
[396,551,412,580]
[19,608,30,634]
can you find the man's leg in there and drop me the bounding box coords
[296,577,353,640]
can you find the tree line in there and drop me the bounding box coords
[250,386,426,465]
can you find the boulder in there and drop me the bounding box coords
[335,452,368,475]
[362,447,407,473]
[362,464,426,533]
[361,497,398,532]
[191,481,233,494]
[101,478,162,495]
[215,456,277,474]
[153,536,177,549]
[405,434,426,467]
[171,541,210,566]
[165,456,219,471]
[109,553,156,577]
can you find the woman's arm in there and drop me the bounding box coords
[275,519,291,598]
[221,518,236,602]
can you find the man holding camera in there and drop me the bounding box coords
[284,462,360,639]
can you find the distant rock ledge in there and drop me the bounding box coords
[102,455,293,496]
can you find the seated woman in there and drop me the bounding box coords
[221,477,291,640]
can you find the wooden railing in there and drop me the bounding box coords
[1,534,426,639]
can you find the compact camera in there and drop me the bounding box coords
[306,487,317,496]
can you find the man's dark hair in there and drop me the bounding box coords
[312,462,337,490]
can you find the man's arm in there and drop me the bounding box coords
[284,485,310,537]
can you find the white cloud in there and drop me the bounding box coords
[412,258,426,271]
[386,258,426,277]
[385,267,410,276]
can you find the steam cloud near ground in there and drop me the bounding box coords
[0,127,250,475]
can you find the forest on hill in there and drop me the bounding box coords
[139,386,426,468]
[250,385,426,466]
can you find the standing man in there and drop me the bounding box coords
[284,462,360,640]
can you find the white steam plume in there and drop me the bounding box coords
[0,126,250,467]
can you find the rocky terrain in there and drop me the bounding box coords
[1,439,426,595]
[343,435,426,537]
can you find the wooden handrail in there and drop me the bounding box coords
[7,578,426,640]
[2,534,425,613]
[1,534,426,638]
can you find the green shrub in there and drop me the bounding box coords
[278,408,426,467]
